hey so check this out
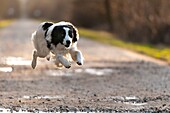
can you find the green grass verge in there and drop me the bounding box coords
[79,28,170,63]
[0,20,13,28]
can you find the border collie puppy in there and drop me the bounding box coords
[31,21,84,69]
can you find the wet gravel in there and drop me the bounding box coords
[0,61,170,112]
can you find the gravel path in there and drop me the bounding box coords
[0,19,169,112]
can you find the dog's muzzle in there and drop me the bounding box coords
[65,40,71,48]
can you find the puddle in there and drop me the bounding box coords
[0,108,98,113]
[45,70,73,76]
[1,57,31,66]
[74,68,83,73]
[22,95,65,99]
[45,68,113,77]
[0,108,54,113]
[84,68,113,76]
[124,102,147,106]
[106,96,147,106]
[0,108,11,113]
[124,96,139,101]
[0,67,13,72]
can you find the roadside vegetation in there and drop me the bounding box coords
[79,28,170,63]
[0,20,13,28]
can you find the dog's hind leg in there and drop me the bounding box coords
[31,50,38,69]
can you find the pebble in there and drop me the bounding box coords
[94,94,97,96]
[46,98,50,101]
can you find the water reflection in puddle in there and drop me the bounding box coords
[45,70,73,76]
[1,57,31,66]
[0,108,98,113]
[0,108,54,113]
[125,96,138,100]
[45,68,114,77]
[124,102,147,106]
[0,67,13,72]
[0,108,11,113]
[107,96,147,106]
[0,107,103,113]
[85,68,113,76]
[45,68,113,77]
[75,68,113,76]
[22,95,65,99]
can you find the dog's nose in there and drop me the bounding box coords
[66,40,71,45]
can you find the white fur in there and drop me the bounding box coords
[63,27,72,48]
[31,21,84,69]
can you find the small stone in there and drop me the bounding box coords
[57,99,61,101]
[162,104,166,107]
[8,97,13,99]
[46,98,50,101]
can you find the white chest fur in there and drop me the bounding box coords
[51,43,69,55]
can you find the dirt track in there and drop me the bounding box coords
[0,19,170,112]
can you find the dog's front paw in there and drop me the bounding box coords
[77,61,82,65]
[65,63,71,68]
[76,51,84,66]
[77,59,83,66]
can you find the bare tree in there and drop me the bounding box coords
[104,0,113,31]
[0,0,20,19]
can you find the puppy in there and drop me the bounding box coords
[31,21,84,69]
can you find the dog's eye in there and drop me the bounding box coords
[61,33,65,37]
[69,30,73,38]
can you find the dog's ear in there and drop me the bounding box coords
[68,24,78,43]
[42,22,53,30]
[70,25,79,43]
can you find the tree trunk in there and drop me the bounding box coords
[104,0,113,31]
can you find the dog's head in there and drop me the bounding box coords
[45,22,79,49]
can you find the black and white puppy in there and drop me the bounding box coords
[31,21,84,69]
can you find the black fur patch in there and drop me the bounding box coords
[50,25,78,47]
[45,30,48,37]
[46,40,51,49]
[72,27,77,42]
[51,26,65,46]
[42,22,53,30]
[66,25,78,43]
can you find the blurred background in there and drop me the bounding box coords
[1,0,170,45]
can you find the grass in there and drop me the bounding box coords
[79,28,170,63]
[0,20,13,28]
